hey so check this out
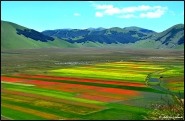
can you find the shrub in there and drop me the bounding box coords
[143,92,184,120]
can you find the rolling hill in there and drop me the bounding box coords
[1,20,184,50]
[1,20,75,50]
[42,24,184,49]
[42,26,154,44]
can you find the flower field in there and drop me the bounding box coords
[1,61,184,120]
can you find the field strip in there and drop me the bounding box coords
[50,72,145,82]
[1,106,48,120]
[15,74,139,83]
[70,67,155,73]
[11,72,146,82]
[2,89,106,109]
[82,92,129,100]
[2,82,76,97]
[3,75,163,93]
[5,87,106,105]
[22,74,146,87]
[1,103,63,120]
[75,94,125,102]
[1,81,35,86]
[105,103,151,113]
[1,95,102,115]
[39,85,132,100]
[1,76,30,82]
[50,68,146,78]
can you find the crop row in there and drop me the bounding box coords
[2,78,141,101]
[15,74,147,87]
[2,74,163,94]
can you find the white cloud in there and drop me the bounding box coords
[122,6,138,13]
[74,13,80,16]
[104,7,121,15]
[92,3,168,18]
[94,4,121,15]
[95,12,103,17]
[122,5,166,13]
[138,5,151,11]
[140,8,167,18]
[121,5,151,13]
[118,14,138,18]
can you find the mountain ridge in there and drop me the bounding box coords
[1,20,184,50]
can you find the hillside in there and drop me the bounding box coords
[42,27,153,44]
[1,20,184,50]
[123,26,156,33]
[42,25,184,49]
[1,21,75,50]
[152,24,184,48]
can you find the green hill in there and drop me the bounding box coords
[42,24,184,49]
[1,21,75,50]
[1,20,184,50]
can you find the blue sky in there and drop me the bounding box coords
[1,1,184,32]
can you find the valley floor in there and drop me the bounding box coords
[1,47,184,120]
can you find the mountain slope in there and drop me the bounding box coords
[42,27,153,44]
[152,24,184,48]
[42,25,184,49]
[128,24,184,49]
[123,26,156,34]
[1,20,184,50]
[1,21,75,50]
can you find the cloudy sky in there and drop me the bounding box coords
[1,1,184,32]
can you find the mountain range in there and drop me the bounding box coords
[1,20,184,50]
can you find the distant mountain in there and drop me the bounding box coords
[40,27,154,47]
[1,20,184,50]
[41,26,153,44]
[56,28,72,30]
[41,25,183,49]
[86,27,95,30]
[94,27,106,31]
[153,24,184,45]
[129,24,184,49]
[123,26,156,33]
[43,27,105,32]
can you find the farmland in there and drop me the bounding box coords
[1,48,184,120]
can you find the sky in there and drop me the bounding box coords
[1,1,184,32]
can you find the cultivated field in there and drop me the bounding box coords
[1,47,184,120]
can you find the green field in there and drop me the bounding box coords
[1,48,184,120]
